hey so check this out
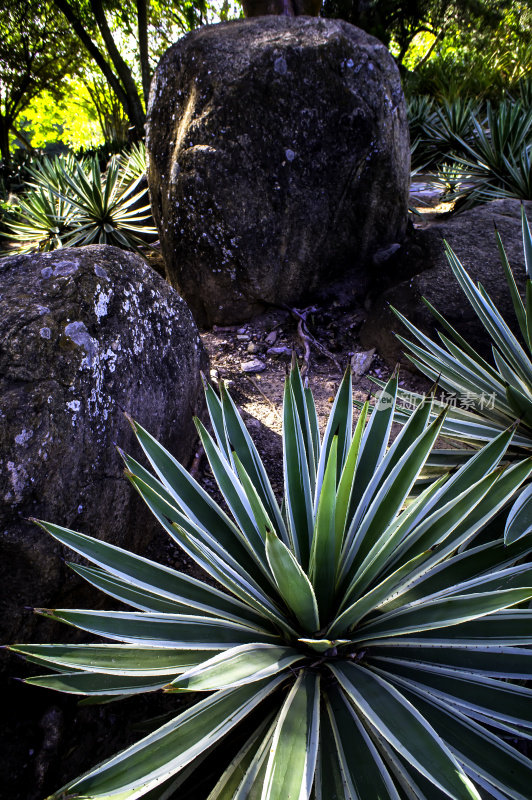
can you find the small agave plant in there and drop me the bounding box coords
[393,206,532,542]
[10,364,532,799]
[4,153,156,255]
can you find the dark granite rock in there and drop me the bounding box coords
[360,199,532,366]
[0,246,208,646]
[147,17,410,326]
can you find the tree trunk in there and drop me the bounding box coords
[90,0,146,139]
[0,116,11,166]
[10,124,35,153]
[53,0,146,141]
[137,0,151,106]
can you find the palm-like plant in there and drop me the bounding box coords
[4,185,75,253]
[10,364,532,799]
[392,206,532,542]
[445,102,532,208]
[3,153,156,255]
[59,156,155,250]
[119,141,148,186]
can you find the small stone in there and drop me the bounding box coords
[237,334,250,341]
[237,326,248,335]
[351,348,375,377]
[241,359,266,373]
[265,330,278,345]
[247,342,261,354]
[267,346,291,357]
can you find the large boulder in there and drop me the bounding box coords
[360,199,532,365]
[0,246,208,646]
[147,17,410,326]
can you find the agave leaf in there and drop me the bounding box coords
[420,297,505,382]
[261,671,320,800]
[129,423,267,581]
[25,672,169,696]
[167,644,302,692]
[381,531,532,612]
[395,327,508,415]
[126,461,273,594]
[231,721,275,800]
[345,374,398,526]
[304,383,321,470]
[232,453,277,539]
[393,458,530,570]
[340,407,447,588]
[34,520,262,625]
[69,563,212,615]
[526,280,532,355]
[375,660,532,730]
[297,638,350,653]
[49,676,285,800]
[370,645,532,680]
[289,359,319,490]
[367,729,448,800]
[366,609,532,647]
[397,685,532,800]
[265,530,319,633]
[523,204,532,279]
[330,551,432,636]
[315,703,354,800]
[505,383,532,427]
[444,242,532,384]
[491,346,532,401]
[37,608,281,648]
[335,479,448,616]
[494,226,528,344]
[325,686,401,800]
[505,482,532,543]
[334,401,369,549]
[206,715,276,800]
[203,378,231,459]
[283,377,314,566]
[353,588,532,642]
[194,418,268,560]
[218,381,288,544]
[309,437,338,618]
[329,663,479,800]
[170,523,296,637]
[315,367,353,503]
[8,644,208,676]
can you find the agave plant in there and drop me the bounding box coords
[10,363,532,799]
[4,153,156,255]
[25,152,85,195]
[444,101,532,208]
[58,155,156,250]
[392,206,532,542]
[4,185,75,253]
[423,99,479,162]
[119,141,148,186]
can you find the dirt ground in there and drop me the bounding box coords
[196,304,432,500]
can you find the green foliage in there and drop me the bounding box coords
[10,363,532,799]
[0,0,83,163]
[409,97,479,170]
[3,152,155,253]
[407,96,532,207]
[393,207,532,542]
[403,5,532,102]
[119,141,148,184]
[442,102,532,208]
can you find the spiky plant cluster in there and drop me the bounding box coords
[10,362,532,800]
